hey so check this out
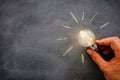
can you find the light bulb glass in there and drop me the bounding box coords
[78,29,95,47]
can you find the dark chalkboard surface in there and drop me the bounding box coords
[0,0,120,80]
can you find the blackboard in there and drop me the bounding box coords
[0,0,120,80]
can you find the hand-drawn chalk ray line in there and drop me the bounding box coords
[70,12,79,23]
[57,37,68,41]
[89,12,98,23]
[100,22,109,29]
[63,46,73,56]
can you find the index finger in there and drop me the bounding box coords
[96,37,120,54]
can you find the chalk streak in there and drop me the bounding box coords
[100,22,109,29]
[89,12,98,23]
[81,53,84,64]
[61,25,71,29]
[82,12,85,21]
[70,12,78,23]
[57,37,68,41]
[63,46,73,56]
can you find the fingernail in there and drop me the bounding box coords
[87,49,92,55]
[96,40,100,42]
[96,40,100,44]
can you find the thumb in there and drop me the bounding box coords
[87,49,107,69]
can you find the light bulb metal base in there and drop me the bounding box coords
[89,43,98,51]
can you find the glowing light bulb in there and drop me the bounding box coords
[78,29,98,51]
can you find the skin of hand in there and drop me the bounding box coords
[87,37,120,80]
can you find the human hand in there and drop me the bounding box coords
[87,37,120,80]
